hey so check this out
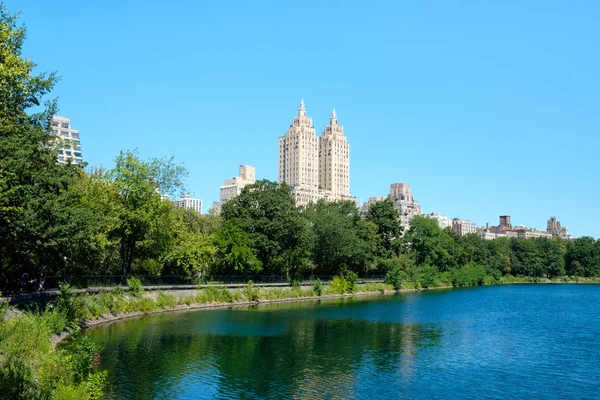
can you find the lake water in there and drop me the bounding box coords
[86,284,600,399]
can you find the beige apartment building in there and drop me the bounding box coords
[50,116,82,164]
[389,183,422,229]
[279,101,352,206]
[452,218,478,236]
[319,109,350,199]
[212,165,256,213]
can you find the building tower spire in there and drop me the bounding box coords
[330,108,337,125]
[298,99,306,117]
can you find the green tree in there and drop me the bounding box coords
[305,200,377,275]
[365,198,402,256]
[404,216,458,272]
[109,150,187,277]
[220,180,312,278]
[213,222,261,276]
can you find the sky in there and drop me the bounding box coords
[5,0,600,237]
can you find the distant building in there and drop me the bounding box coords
[489,215,513,234]
[212,165,256,214]
[516,227,552,239]
[173,194,202,214]
[50,116,82,164]
[547,216,571,239]
[388,183,422,230]
[427,212,451,230]
[361,196,386,214]
[452,218,477,236]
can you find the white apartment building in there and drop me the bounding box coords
[50,116,82,164]
[173,194,202,214]
[427,211,451,230]
[452,218,478,236]
[279,101,352,206]
[212,165,256,213]
[389,183,422,230]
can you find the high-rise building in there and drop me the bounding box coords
[319,109,350,199]
[212,165,256,213]
[50,116,82,164]
[173,194,202,214]
[388,183,422,229]
[278,100,353,206]
[279,100,319,206]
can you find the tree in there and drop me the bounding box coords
[365,198,402,256]
[109,150,187,277]
[213,222,261,276]
[403,216,458,272]
[566,237,599,277]
[0,5,90,280]
[305,200,377,275]
[220,180,312,278]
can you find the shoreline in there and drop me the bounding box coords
[43,280,599,344]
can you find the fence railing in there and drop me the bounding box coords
[3,274,387,294]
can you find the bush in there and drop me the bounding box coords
[244,281,260,302]
[329,275,348,294]
[126,277,144,297]
[157,291,177,308]
[385,267,408,291]
[57,283,78,323]
[418,264,439,288]
[345,271,359,294]
[313,279,324,296]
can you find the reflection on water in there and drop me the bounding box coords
[88,286,600,399]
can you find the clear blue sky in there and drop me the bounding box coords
[5,0,599,237]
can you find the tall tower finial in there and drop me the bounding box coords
[330,108,337,125]
[298,99,306,117]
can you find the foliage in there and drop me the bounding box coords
[329,275,348,294]
[0,308,105,399]
[243,281,260,302]
[385,267,408,291]
[313,278,324,296]
[126,277,143,297]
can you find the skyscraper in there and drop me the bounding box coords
[319,109,350,199]
[278,100,320,205]
[388,183,421,229]
[50,116,82,164]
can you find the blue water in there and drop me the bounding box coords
[87,284,600,399]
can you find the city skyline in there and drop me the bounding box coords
[7,0,599,238]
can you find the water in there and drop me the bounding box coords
[86,285,600,399]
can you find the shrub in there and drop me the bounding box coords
[386,267,408,291]
[126,277,144,297]
[221,287,235,303]
[345,271,359,293]
[417,264,439,288]
[244,281,259,302]
[157,291,177,308]
[57,283,78,323]
[329,275,348,294]
[313,279,324,296]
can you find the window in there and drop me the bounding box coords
[61,122,69,129]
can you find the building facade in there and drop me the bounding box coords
[50,116,82,164]
[212,165,256,213]
[427,211,451,230]
[173,194,202,214]
[547,216,570,238]
[319,109,350,199]
[388,183,422,229]
[452,218,477,236]
[279,101,352,206]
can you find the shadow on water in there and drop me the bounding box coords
[87,295,443,399]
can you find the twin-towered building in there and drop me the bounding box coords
[278,100,352,206]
